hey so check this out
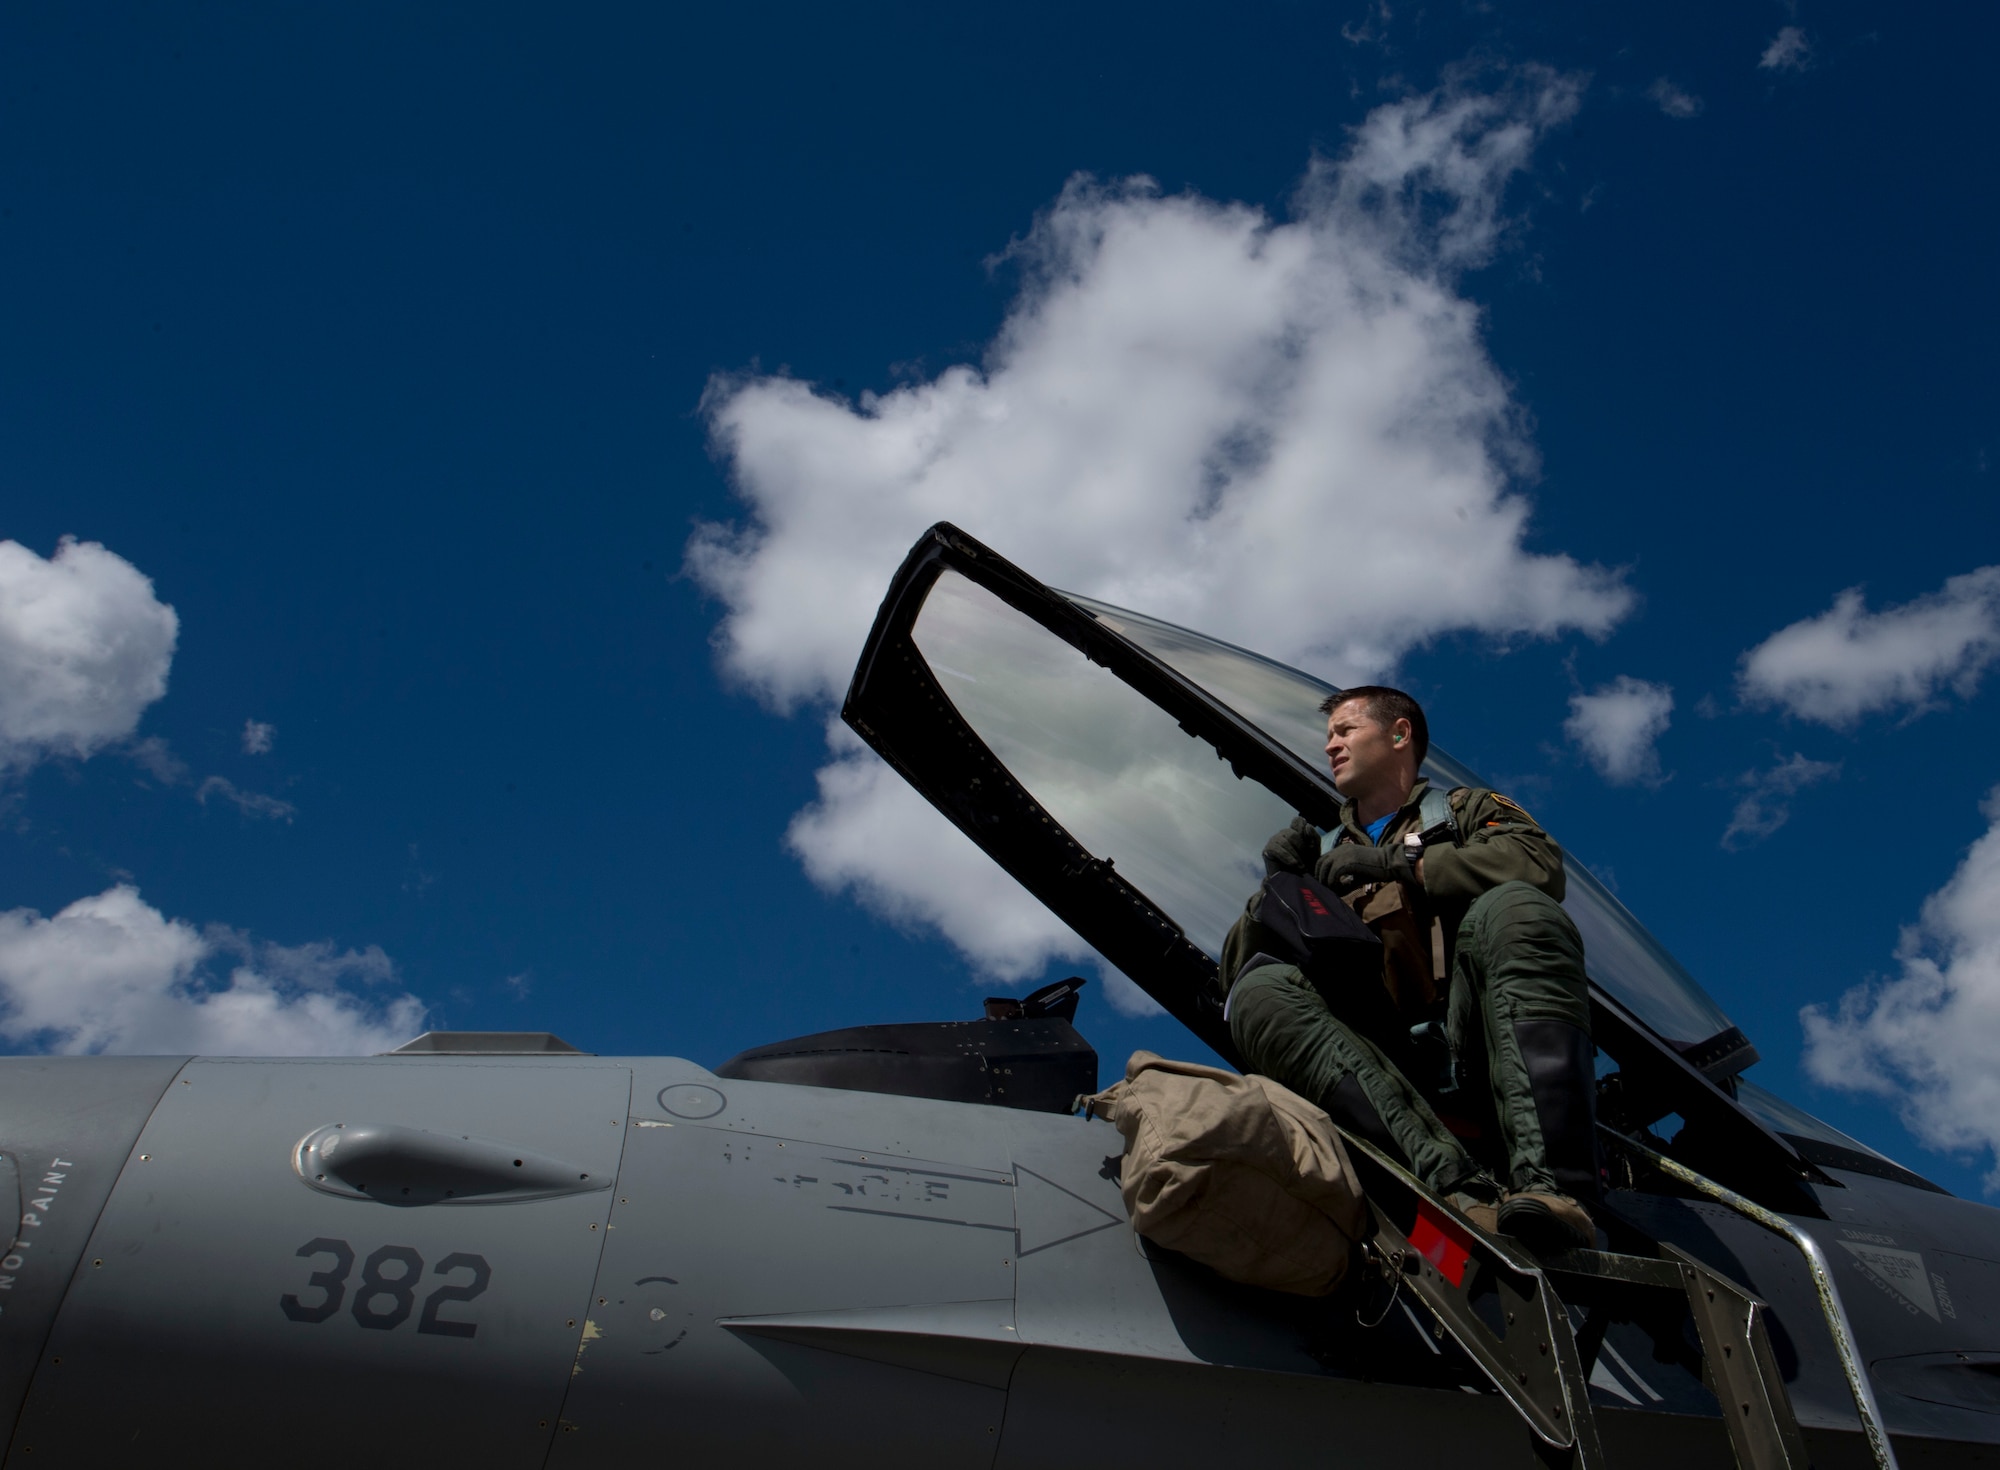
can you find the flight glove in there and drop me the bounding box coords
[1261,817,1323,877]
[1314,839,1417,892]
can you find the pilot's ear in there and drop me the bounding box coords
[1391,718,1412,748]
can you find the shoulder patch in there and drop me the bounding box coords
[1489,792,1538,824]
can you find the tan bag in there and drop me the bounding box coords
[1082,1050,1369,1296]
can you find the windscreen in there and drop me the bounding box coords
[1061,594,1738,1052]
[1733,1079,1891,1161]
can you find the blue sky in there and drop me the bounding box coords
[4,3,1999,1194]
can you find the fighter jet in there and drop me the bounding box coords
[2,522,1992,1469]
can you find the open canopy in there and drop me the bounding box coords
[843,524,1931,1203]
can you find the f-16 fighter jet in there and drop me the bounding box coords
[2,524,1986,1470]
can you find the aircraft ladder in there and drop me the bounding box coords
[1340,1129,1846,1470]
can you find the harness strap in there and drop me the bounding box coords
[1416,784,1461,843]
[1417,786,1466,985]
[1320,784,1466,854]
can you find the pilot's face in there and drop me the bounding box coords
[1324,699,1407,799]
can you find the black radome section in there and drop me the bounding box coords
[717,1017,1098,1113]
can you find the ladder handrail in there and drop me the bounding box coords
[1603,1127,1899,1470]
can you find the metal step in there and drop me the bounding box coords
[1542,1244,1809,1470]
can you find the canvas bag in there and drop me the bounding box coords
[1082,1050,1369,1296]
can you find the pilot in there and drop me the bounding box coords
[1220,686,1599,1250]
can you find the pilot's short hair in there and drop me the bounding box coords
[1317,686,1429,768]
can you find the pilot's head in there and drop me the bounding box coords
[1317,686,1426,803]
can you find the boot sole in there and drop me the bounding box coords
[1497,1196,1592,1252]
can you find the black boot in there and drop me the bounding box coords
[1496,1020,1600,1251]
[1512,1018,1601,1204]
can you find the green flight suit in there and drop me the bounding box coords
[1222,780,1595,1200]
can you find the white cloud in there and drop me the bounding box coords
[206,928,397,992]
[1647,79,1704,119]
[1721,752,1840,849]
[1803,786,2000,1188]
[1565,676,1673,784]
[692,68,1629,996]
[197,775,296,822]
[788,724,1085,980]
[0,886,423,1055]
[1759,26,1812,72]
[1738,567,2000,726]
[127,735,189,786]
[1340,1,1391,47]
[0,538,179,773]
[242,719,275,755]
[123,737,294,821]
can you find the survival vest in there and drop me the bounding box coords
[1326,784,1467,1021]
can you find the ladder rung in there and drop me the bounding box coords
[1540,1247,1685,1290]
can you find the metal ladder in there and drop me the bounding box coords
[1340,1130,1817,1470]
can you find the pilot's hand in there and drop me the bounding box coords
[1314,840,1416,892]
[1261,817,1322,876]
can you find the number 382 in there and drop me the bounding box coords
[280,1238,492,1337]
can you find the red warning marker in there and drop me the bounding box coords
[1409,1201,1474,1287]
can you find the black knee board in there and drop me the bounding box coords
[1253,871,1382,988]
